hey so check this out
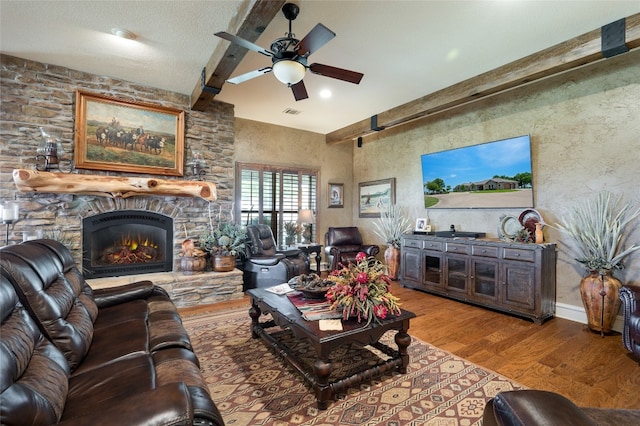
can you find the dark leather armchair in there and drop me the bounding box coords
[324,226,380,271]
[483,390,640,425]
[620,284,640,361]
[243,224,310,289]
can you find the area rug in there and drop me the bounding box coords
[183,307,524,426]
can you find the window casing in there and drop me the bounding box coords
[235,162,318,244]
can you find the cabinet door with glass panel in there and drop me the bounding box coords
[470,259,498,301]
[444,254,468,294]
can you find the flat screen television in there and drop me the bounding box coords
[421,135,533,209]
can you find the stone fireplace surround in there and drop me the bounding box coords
[79,196,243,308]
[13,193,244,308]
[1,53,242,308]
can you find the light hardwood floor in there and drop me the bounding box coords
[180,280,640,410]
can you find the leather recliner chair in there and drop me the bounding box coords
[483,390,640,425]
[324,226,380,271]
[243,224,310,289]
[620,284,640,361]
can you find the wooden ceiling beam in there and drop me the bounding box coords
[326,13,640,145]
[191,0,285,111]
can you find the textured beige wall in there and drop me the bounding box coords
[352,49,640,309]
[234,118,354,245]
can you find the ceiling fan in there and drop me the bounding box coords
[214,3,364,101]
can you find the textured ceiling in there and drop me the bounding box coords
[2,1,639,134]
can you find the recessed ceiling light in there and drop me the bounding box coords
[111,28,136,40]
[320,89,332,99]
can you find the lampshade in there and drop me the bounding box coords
[272,60,306,85]
[297,209,315,224]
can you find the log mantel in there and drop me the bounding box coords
[12,169,217,201]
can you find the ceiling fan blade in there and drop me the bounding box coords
[214,31,273,57]
[309,63,364,84]
[291,80,308,101]
[295,23,336,57]
[227,67,272,85]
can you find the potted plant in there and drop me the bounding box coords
[554,191,640,334]
[284,221,302,246]
[200,221,247,272]
[372,203,413,279]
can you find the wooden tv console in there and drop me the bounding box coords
[400,234,556,324]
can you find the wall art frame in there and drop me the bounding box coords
[74,90,185,176]
[358,178,395,218]
[328,182,344,208]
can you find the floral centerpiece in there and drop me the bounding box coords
[326,252,402,325]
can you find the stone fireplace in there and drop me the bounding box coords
[72,197,245,308]
[1,52,242,308]
[82,210,173,279]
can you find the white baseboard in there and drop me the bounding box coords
[555,302,624,333]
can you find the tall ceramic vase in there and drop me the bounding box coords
[580,271,622,335]
[384,246,401,280]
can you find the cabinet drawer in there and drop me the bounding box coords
[471,245,499,258]
[403,238,422,249]
[445,243,469,254]
[503,248,535,262]
[422,240,443,251]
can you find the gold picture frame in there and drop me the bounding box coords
[74,90,185,176]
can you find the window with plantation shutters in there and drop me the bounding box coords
[236,162,318,244]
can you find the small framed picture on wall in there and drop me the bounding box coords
[328,183,344,208]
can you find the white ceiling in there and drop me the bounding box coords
[2,1,639,135]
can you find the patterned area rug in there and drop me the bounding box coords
[183,307,524,426]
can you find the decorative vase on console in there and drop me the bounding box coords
[554,191,640,336]
[373,204,413,280]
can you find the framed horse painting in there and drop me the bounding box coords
[74,90,185,176]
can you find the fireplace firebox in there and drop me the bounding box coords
[83,210,173,278]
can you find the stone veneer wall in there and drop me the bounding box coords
[0,53,244,303]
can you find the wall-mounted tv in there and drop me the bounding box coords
[421,135,533,209]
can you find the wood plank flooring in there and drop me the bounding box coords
[180,280,640,410]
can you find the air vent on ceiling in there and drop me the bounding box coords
[282,108,302,115]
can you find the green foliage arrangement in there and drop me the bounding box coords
[284,221,303,243]
[554,191,640,274]
[200,222,247,257]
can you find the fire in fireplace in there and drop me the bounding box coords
[83,210,173,278]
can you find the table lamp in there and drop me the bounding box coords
[297,209,315,244]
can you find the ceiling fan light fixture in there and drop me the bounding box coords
[272,59,306,86]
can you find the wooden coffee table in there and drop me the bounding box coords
[247,288,416,409]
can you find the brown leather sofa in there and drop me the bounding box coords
[0,239,224,426]
[324,226,380,271]
[483,390,640,426]
[620,284,640,360]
